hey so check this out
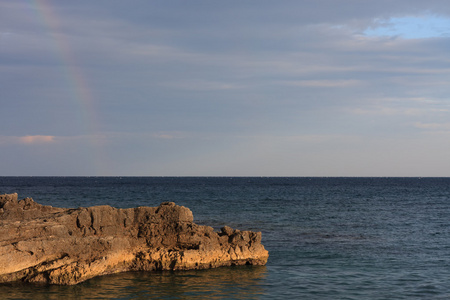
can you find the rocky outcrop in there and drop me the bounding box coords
[0,193,268,285]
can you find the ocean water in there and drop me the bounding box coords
[1,177,450,299]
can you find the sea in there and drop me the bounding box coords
[0,177,449,299]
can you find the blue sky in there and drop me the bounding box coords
[365,15,450,39]
[1,0,450,176]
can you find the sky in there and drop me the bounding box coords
[1,0,450,176]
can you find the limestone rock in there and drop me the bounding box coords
[0,194,268,285]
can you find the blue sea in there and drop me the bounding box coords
[1,177,450,299]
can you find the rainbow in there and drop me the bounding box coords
[30,0,108,175]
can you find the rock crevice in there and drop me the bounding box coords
[0,194,268,285]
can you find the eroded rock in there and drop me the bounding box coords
[0,194,268,285]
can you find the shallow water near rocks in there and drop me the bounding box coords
[1,177,450,299]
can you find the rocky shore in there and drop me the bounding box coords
[0,193,268,285]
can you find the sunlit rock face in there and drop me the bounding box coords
[0,194,268,285]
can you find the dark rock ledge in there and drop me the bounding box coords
[0,193,268,285]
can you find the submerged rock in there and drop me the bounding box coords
[0,194,268,285]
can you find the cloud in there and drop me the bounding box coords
[152,132,189,140]
[159,79,243,91]
[0,135,55,146]
[280,79,361,88]
[18,135,55,144]
[415,122,450,131]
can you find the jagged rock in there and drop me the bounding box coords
[0,194,268,285]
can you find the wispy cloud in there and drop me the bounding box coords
[0,135,56,146]
[18,135,55,144]
[280,79,361,88]
[152,132,189,139]
[415,122,450,131]
[159,79,243,91]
